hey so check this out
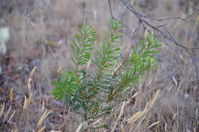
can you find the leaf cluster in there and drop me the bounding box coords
[51,19,162,125]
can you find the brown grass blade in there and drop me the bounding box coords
[8,110,15,122]
[37,125,46,132]
[3,105,12,122]
[37,109,51,127]
[128,89,160,124]
[111,101,127,132]
[28,66,37,93]
[75,123,83,132]
[9,88,13,101]
[0,103,5,117]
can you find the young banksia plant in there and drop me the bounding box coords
[51,18,162,130]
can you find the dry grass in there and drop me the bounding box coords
[0,0,199,131]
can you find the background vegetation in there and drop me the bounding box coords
[0,0,198,132]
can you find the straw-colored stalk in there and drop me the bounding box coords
[75,123,83,132]
[37,109,51,127]
[9,88,14,102]
[23,93,33,110]
[28,66,37,93]
[111,101,127,132]
[128,89,160,124]
[0,103,5,117]
[37,125,46,132]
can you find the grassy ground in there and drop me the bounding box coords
[0,0,199,131]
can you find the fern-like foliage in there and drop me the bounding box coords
[51,18,162,129]
[51,71,79,100]
[71,24,96,68]
[51,24,96,115]
[108,33,162,101]
[92,19,122,80]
